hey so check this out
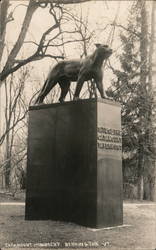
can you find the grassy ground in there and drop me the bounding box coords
[0,192,156,250]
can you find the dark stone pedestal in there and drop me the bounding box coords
[25,98,123,228]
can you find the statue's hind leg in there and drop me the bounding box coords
[35,79,57,104]
[59,80,70,103]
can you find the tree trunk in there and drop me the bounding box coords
[150,162,156,201]
[4,133,11,188]
[0,0,10,62]
[138,176,144,200]
[138,0,149,200]
[137,141,144,200]
[148,0,156,202]
[0,0,38,83]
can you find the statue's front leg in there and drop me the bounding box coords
[94,73,108,99]
[73,75,85,101]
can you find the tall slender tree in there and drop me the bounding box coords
[147,0,156,201]
[109,1,154,200]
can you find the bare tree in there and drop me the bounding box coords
[0,0,103,84]
[0,67,32,188]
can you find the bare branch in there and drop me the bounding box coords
[23,41,40,46]
[0,0,10,62]
[0,0,101,83]
[0,109,28,146]
[1,0,38,80]
[111,23,140,37]
[45,38,91,48]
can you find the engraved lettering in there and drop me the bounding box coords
[97,127,122,151]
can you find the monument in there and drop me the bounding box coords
[25,98,123,228]
[25,43,123,228]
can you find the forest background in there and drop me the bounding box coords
[0,0,156,202]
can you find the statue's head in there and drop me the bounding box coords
[95,44,113,58]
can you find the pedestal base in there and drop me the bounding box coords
[25,98,123,228]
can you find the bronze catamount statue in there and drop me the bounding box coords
[35,44,112,104]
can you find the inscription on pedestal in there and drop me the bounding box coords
[97,127,122,151]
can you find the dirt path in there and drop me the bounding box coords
[0,202,156,250]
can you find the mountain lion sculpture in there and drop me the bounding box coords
[35,44,112,104]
